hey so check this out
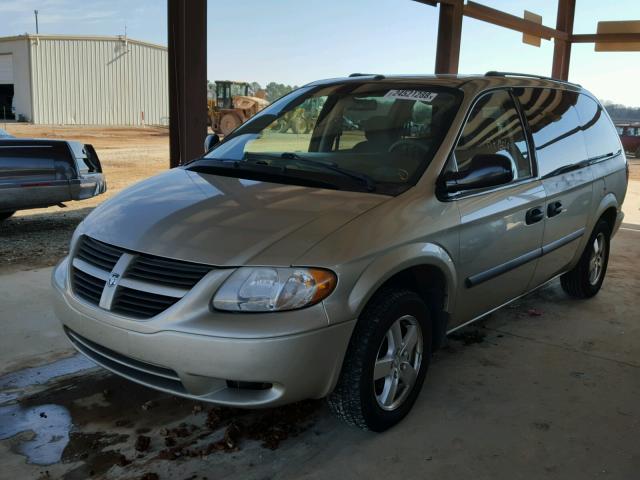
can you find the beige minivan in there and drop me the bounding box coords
[52,72,627,431]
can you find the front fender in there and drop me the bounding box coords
[345,242,457,318]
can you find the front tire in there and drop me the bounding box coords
[328,287,432,432]
[560,219,610,298]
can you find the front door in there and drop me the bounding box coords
[449,89,546,325]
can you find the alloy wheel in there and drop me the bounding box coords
[373,315,423,411]
[588,232,606,285]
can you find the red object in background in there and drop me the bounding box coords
[616,123,640,157]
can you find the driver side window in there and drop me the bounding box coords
[454,90,532,182]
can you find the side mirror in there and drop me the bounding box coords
[204,134,220,153]
[439,153,514,194]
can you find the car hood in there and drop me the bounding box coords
[79,168,388,266]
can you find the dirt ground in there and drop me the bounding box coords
[1,124,639,274]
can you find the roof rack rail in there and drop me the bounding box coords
[349,73,386,80]
[484,71,581,87]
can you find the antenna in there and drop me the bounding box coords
[34,10,39,34]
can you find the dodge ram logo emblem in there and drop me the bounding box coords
[107,273,120,287]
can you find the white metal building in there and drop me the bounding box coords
[0,35,168,125]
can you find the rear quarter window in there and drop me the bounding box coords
[574,94,621,160]
[514,88,587,177]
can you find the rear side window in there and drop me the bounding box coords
[454,89,532,181]
[0,147,56,181]
[514,88,587,177]
[574,94,621,160]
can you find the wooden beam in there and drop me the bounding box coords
[572,32,640,43]
[551,0,575,81]
[463,1,569,41]
[168,0,208,168]
[411,0,438,6]
[434,0,463,74]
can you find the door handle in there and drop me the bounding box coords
[526,206,544,225]
[547,201,563,218]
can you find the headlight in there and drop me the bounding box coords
[212,267,337,312]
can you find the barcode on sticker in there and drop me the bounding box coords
[384,90,438,102]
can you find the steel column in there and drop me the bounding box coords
[168,0,208,168]
[551,0,576,80]
[434,0,463,74]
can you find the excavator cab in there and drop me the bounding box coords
[215,81,249,110]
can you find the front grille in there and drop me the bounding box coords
[76,236,125,271]
[70,235,213,319]
[112,286,181,319]
[127,254,212,289]
[72,267,106,304]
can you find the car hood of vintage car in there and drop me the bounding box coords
[77,168,389,267]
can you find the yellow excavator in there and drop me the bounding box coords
[208,81,270,136]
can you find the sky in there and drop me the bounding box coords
[2,0,639,105]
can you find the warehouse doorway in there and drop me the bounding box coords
[0,53,14,120]
[0,84,14,120]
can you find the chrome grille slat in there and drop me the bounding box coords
[72,267,105,304]
[118,277,187,298]
[80,242,120,262]
[112,286,180,318]
[72,258,110,281]
[77,249,116,270]
[71,235,213,319]
[115,288,178,304]
[125,270,200,288]
[135,255,211,272]
[83,236,126,257]
[127,255,211,289]
[75,237,125,271]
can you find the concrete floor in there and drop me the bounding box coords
[0,226,637,479]
[0,267,75,375]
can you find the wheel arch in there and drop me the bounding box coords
[347,242,457,350]
[592,192,620,236]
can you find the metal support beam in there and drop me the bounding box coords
[168,0,207,168]
[572,32,640,43]
[464,1,569,41]
[551,0,575,80]
[434,0,463,74]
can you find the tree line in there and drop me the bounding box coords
[602,101,640,123]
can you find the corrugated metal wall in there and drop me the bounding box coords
[30,37,168,125]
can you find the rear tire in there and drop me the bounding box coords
[328,287,432,432]
[560,219,610,298]
[0,211,15,221]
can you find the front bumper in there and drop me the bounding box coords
[52,258,354,407]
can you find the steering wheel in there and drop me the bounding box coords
[388,139,431,155]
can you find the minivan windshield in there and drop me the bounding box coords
[190,83,462,195]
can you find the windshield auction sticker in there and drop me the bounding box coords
[384,90,438,102]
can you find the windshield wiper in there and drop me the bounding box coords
[278,152,376,192]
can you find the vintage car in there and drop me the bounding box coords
[0,139,107,221]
